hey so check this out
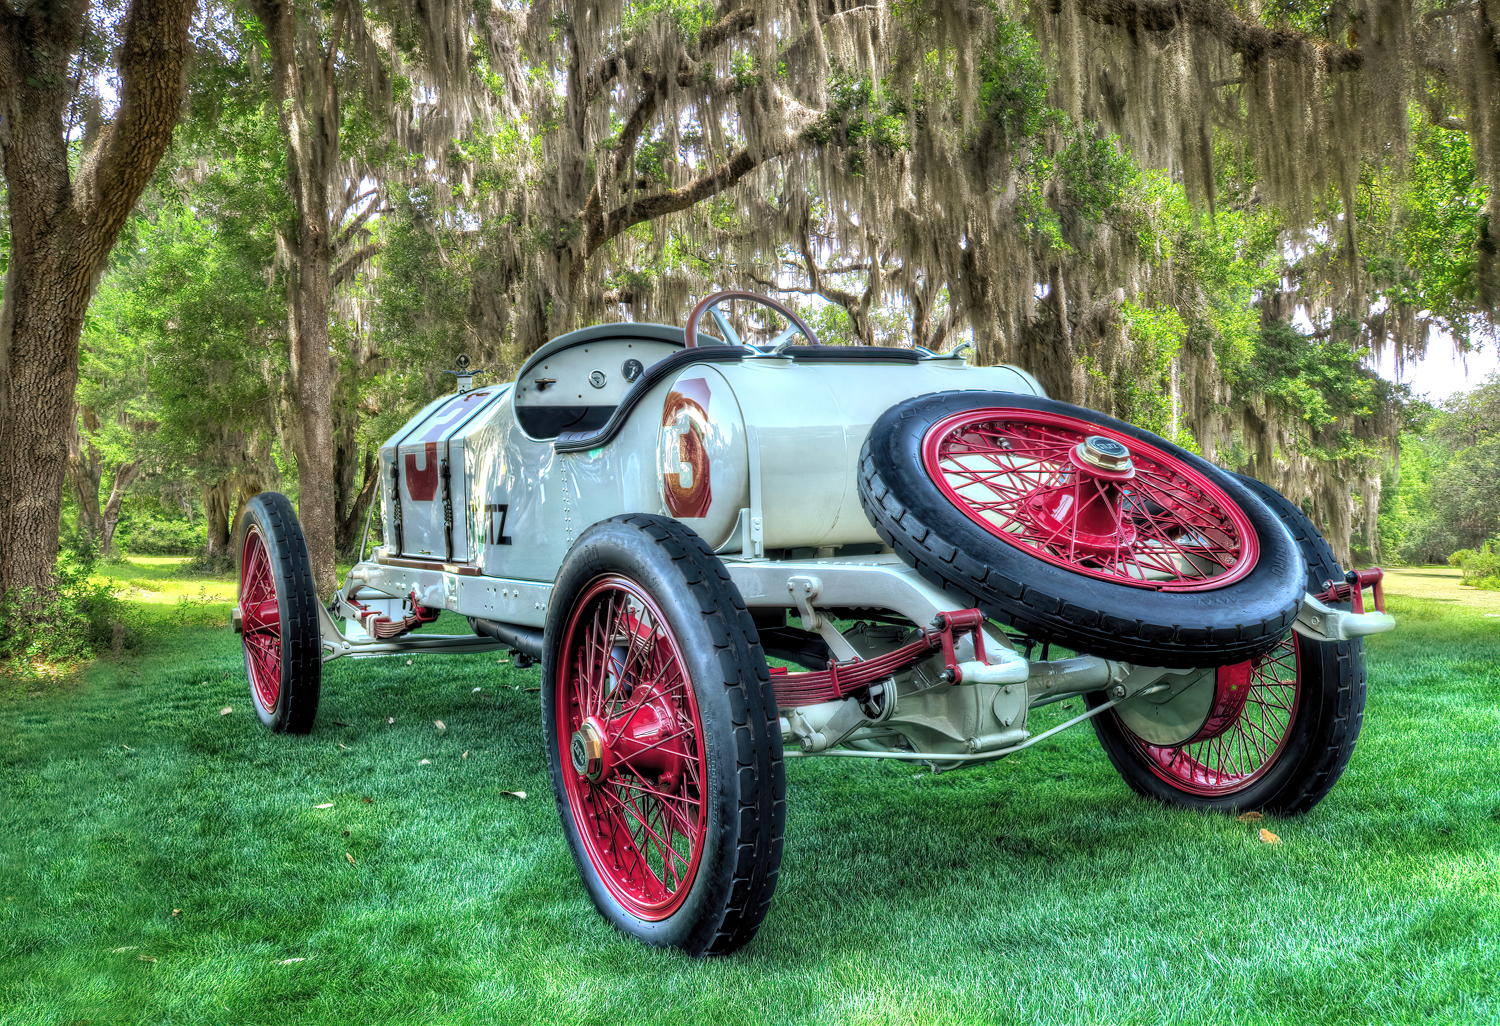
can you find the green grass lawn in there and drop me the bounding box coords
[1,562,1497,1024]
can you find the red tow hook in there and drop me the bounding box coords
[1314,568,1386,615]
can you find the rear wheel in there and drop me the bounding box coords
[1089,475,1366,814]
[236,492,322,734]
[542,514,784,955]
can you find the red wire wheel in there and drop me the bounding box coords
[554,576,709,920]
[921,408,1258,592]
[1126,636,1300,797]
[1090,473,1367,815]
[859,392,1306,668]
[235,492,321,733]
[240,525,283,712]
[542,514,783,956]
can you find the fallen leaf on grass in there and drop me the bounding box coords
[522,686,540,693]
[345,853,356,865]
[501,790,527,800]
[112,946,139,953]
[434,720,446,731]
[313,803,334,810]
[219,707,233,716]
[418,759,431,765]
[462,751,469,759]
[138,955,157,963]
[171,909,181,917]
[362,797,372,803]
[1236,811,1263,823]
[277,958,307,965]
[1259,828,1281,845]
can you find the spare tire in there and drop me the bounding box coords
[858,392,1305,668]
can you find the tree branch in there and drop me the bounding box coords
[748,274,823,298]
[331,242,383,289]
[336,193,385,249]
[74,0,194,253]
[1417,88,1468,131]
[697,7,755,55]
[589,148,760,257]
[584,7,756,105]
[1051,0,1364,72]
[325,0,349,75]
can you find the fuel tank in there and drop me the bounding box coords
[655,354,1046,552]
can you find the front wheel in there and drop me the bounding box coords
[236,492,322,733]
[541,514,785,955]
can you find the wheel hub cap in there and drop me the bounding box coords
[1075,435,1134,474]
[571,720,607,781]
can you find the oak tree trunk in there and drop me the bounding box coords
[98,460,140,558]
[250,0,342,596]
[0,0,194,599]
[204,480,234,560]
[67,418,105,548]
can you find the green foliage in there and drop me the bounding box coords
[114,507,204,556]
[1377,424,1448,563]
[1359,108,1488,346]
[1429,374,1500,544]
[0,552,127,671]
[1449,539,1500,588]
[1243,321,1376,429]
[1379,377,1500,564]
[1118,300,1187,435]
[978,18,1053,142]
[1134,172,1283,370]
[622,0,713,40]
[803,73,910,176]
[803,303,859,346]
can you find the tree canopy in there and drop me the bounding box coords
[8,0,1500,598]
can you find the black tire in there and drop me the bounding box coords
[1088,475,1367,814]
[858,391,1306,667]
[541,513,785,956]
[236,492,322,734]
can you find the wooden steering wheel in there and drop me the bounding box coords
[683,290,821,351]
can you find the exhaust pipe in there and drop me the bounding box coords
[469,617,544,664]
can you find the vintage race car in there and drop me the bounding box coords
[233,291,1396,956]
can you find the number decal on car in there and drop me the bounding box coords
[484,503,512,545]
[659,378,713,519]
[404,442,440,501]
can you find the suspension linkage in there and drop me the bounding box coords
[770,609,1006,707]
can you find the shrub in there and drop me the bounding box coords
[1450,539,1500,590]
[115,510,202,555]
[174,550,237,577]
[0,551,130,669]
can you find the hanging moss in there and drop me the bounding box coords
[371,0,1500,564]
